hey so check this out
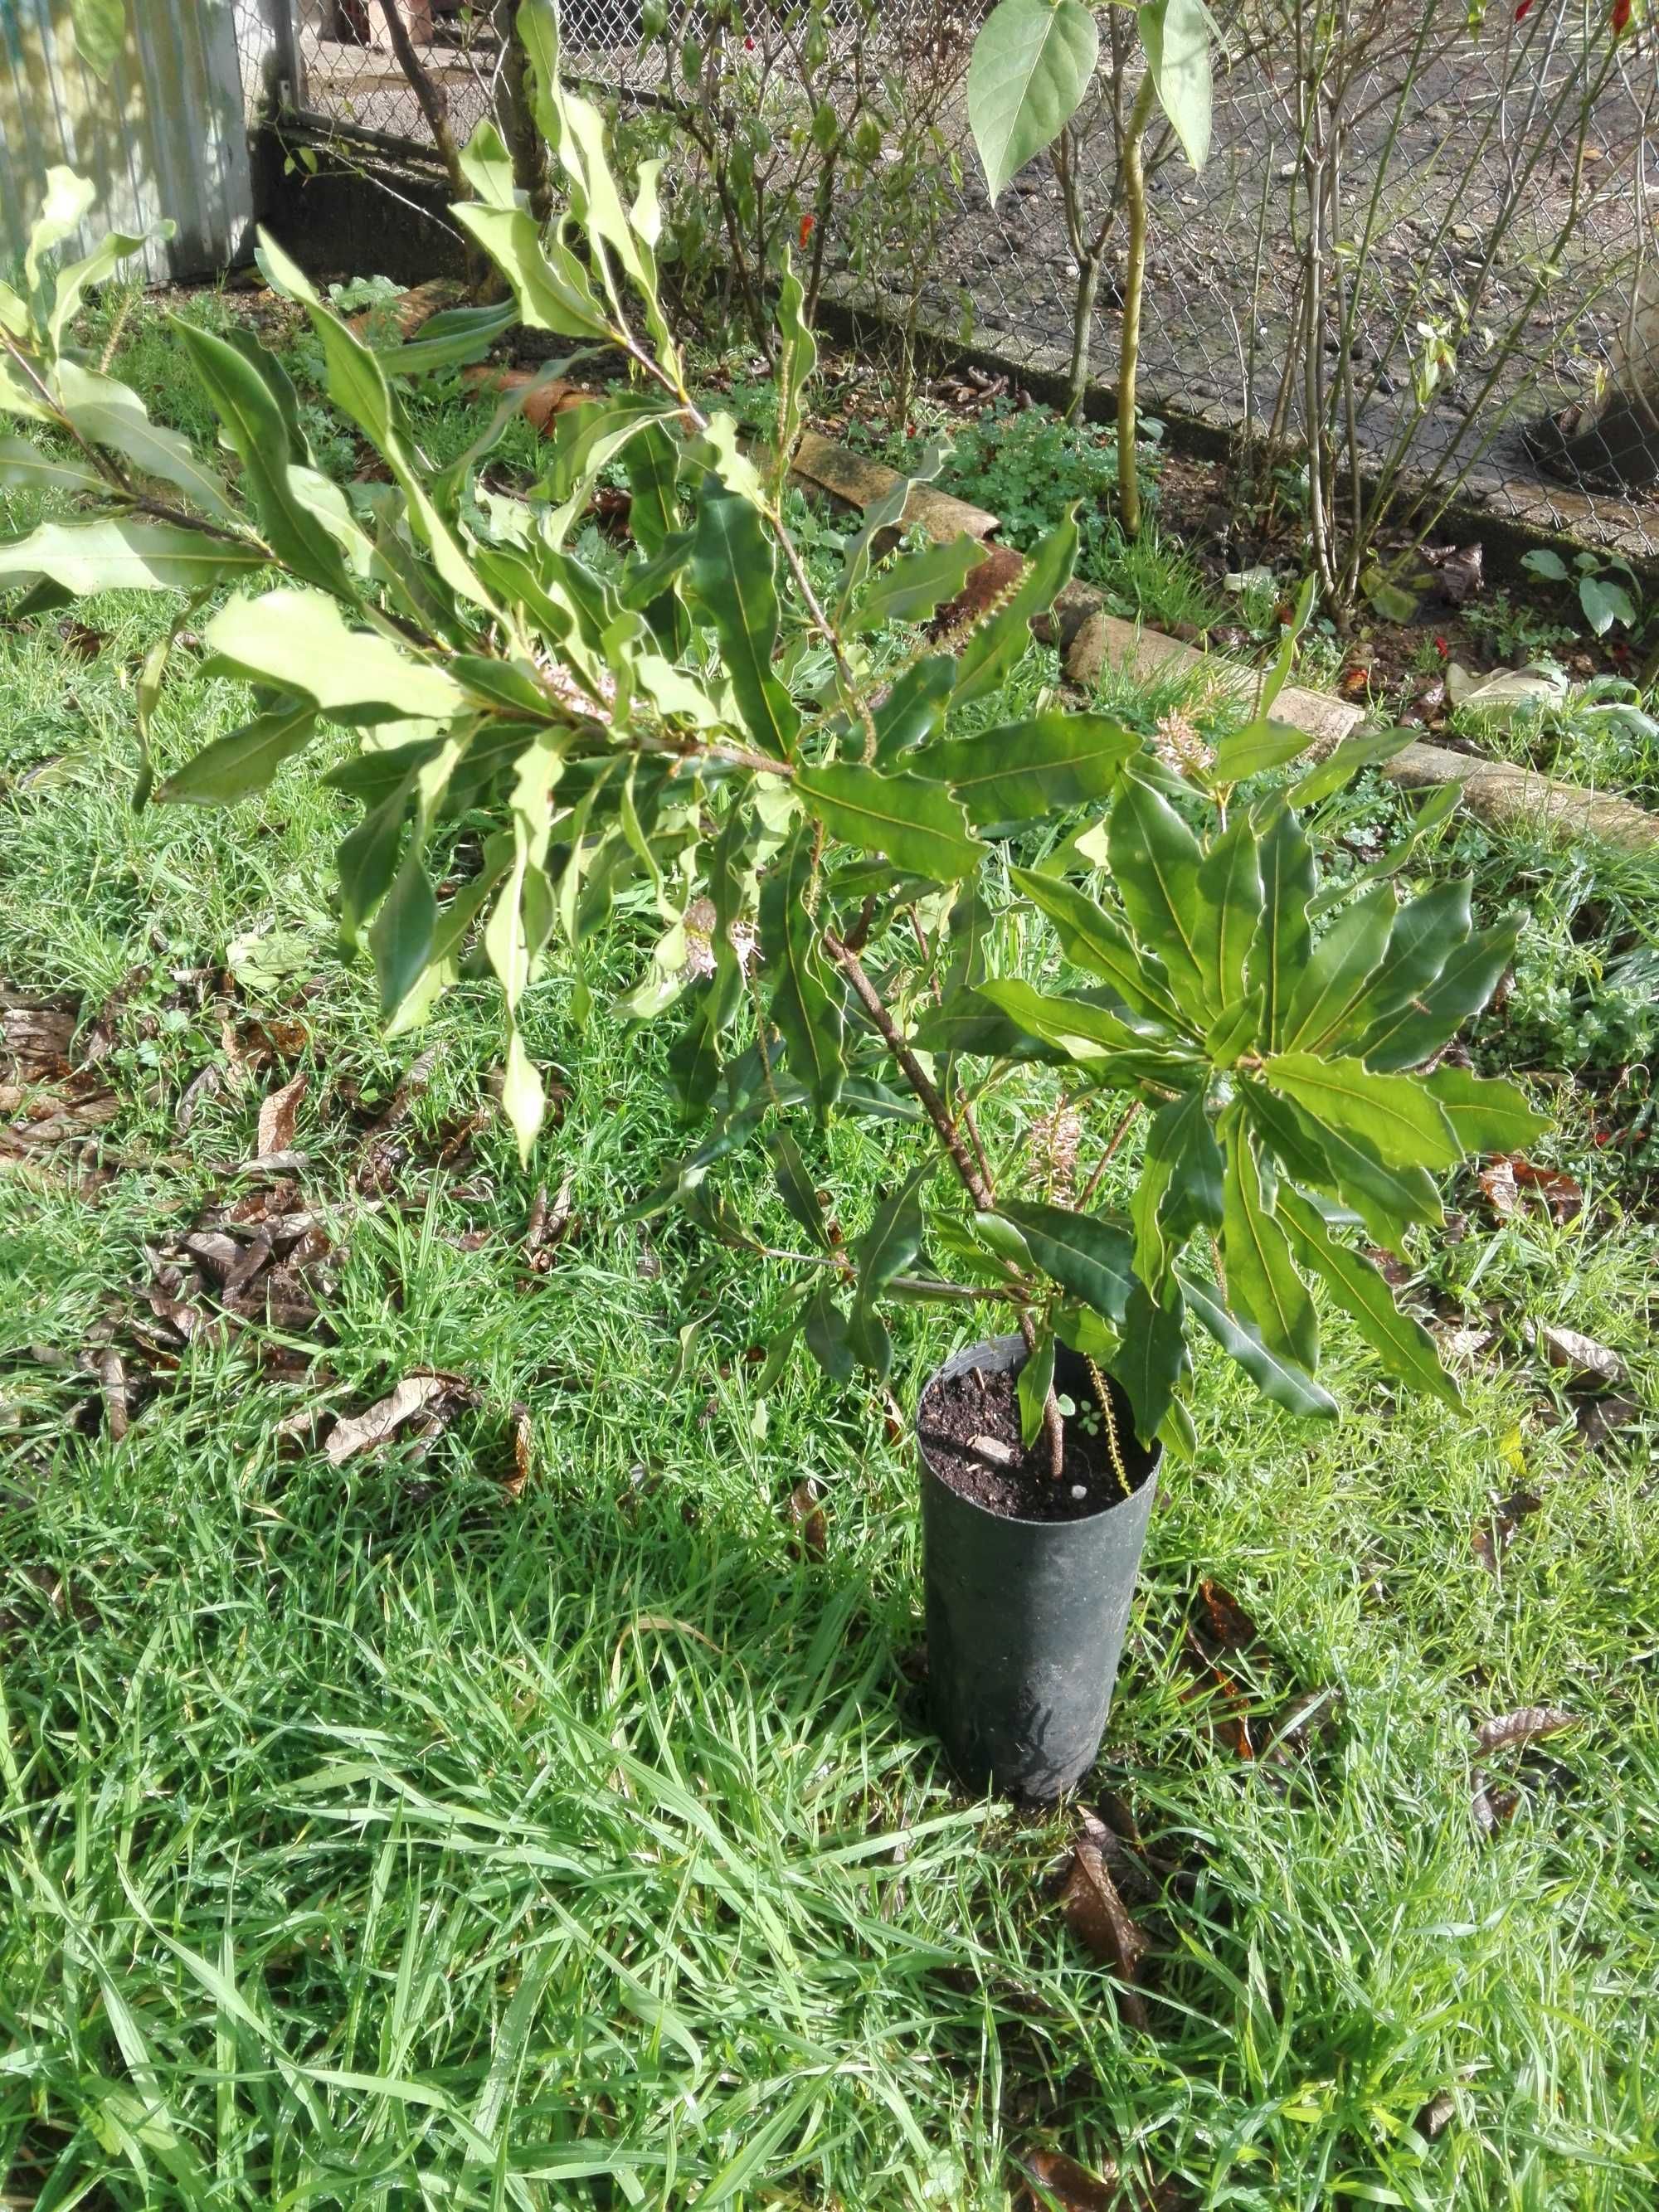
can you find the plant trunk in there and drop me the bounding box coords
[1116,76,1156,537]
[375,0,469,211]
[497,7,553,229]
[1065,253,1102,428]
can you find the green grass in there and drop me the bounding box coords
[3,308,1659,2210]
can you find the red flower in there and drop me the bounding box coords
[1435,634,1449,657]
[743,32,754,46]
[800,213,816,247]
[1514,0,1534,17]
[1613,0,1632,32]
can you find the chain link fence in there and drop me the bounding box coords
[247,2,1659,565]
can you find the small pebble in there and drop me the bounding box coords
[1071,1484,1087,1500]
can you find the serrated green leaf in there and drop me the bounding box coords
[850,535,987,634]
[1276,1184,1458,1408]
[920,711,1138,825]
[157,699,318,806]
[761,825,844,1114]
[967,0,1099,202]
[1281,884,1395,1053]
[1112,1278,1188,1444]
[1108,773,1209,1017]
[1422,1065,1549,1157]
[795,762,981,882]
[1356,921,1518,1072]
[998,1200,1136,1326]
[688,484,800,761]
[1238,1072,1438,1258]
[1247,803,1315,1047]
[0,434,101,496]
[1223,1116,1317,1369]
[1010,866,1181,1023]
[1355,877,1472,1028]
[873,655,956,764]
[1180,1269,1337,1417]
[1263,1052,1461,1169]
[0,516,263,595]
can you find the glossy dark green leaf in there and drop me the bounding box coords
[1238,1074,1438,1259]
[998,1200,1136,1326]
[795,763,982,882]
[909,1001,1063,1062]
[1422,1064,1548,1158]
[1290,727,1415,807]
[1017,1328,1056,1447]
[850,1164,929,1379]
[873,654,956,764]
[804,1281,857,1383]
[373,298,518,377]
[1111,1278,1189,1445]
[1263,1051,1461,1169]
[920,712,1139,825]
[1193,809,1262,1014]
[370,840,438,1018]
[1246,802,1315,1048]
[761,825,844,1113]
[1222,1116,1317,1369]
[975,978,1175,1067]
[1107,774,1209,1018]
[951,512,1079,706]
[1306,782,1462,921]
[1131,1086,1223,1298]
[688,484,799,760]
[157,698,318,806]
[621,421,682,558]
[1204,989,1263,1068]
[1276,1184,1458,1408]
[1356,921,1519,1072]
[1010,867,1180,1024]
[768,1129,830,1248]
[1356,878,1472,1028]
[1280,884,1395,1053]
[1178,1270,1338,1418]
[450,655,557,718]
[338,781,413,945]
[835,439,947,611]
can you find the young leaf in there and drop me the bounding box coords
[998,1201,1137,1326]
[1209,721,1312,784]
[157,700,319,806]
[1138,0,1212,170]
[1017,1329,1057,1447]
[688,485,800,761]
[1276,1184,1459,1408]
[1107,774,1209,1018]
[1179,1270,1339,1418]
[1222,1117,1317,1369]
[1246,803,1315,1047]
[919,712,1139,824]
[795,763,982,882]
[1280,884,1395,1053]
[966,0,1099,202]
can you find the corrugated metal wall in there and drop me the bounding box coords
[0,0,255,283]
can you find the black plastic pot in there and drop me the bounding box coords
[917,1335,1160,1800]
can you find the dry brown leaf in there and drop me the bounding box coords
[787,1478,828,1559]
[257,1073,307,1159]
[1474,1705,1580,1755]
[98,1349,130,1441]
[1198,1578,1258,1650]
[524,1173,575,1270]
[1060,1819,1151,2029]
[1540,1325,1624,1385]
[1415,2089,1457,2141]
[507,1403,533,1498]
[1020,2147,1120,2211]
[1471,1768,1522,1835]
[1477,1157,1519,1218]
[324,1373,451,1466]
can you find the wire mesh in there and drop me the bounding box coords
[248,2,1659,561]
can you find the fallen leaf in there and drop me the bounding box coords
[324,1373,455,1466]
[1179,1627,1255,1758]
[1471,1768,1522,1835]
[98,1349,130,1441]
[175,1062,223,1134]
[506,1402,533,1497]
[524,1173,575,1270]
[1540,1325,1623,1385]
[1198,1578,1258,1650]
[1435,1324,1492,1362]
[1415,2089,1457,2141]
[1511,1156,1584,1221]
[1575,1393,1639,1453]
[1060,1821,1151,2029]
[257,1073,307,1158]
[1424,542,1484,605]
[1478,1156,1520,1218]
[1020,2147,1119,2211]
[787,1477,828,1559]
[1474,1705,1580,1754]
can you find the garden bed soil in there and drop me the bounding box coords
[917,1358,1155,1524]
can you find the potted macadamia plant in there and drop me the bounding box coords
[0,7,1540,1798]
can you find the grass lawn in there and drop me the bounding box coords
[2,301,1658,2210]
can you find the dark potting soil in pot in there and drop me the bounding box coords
[917,1351,1157,1524]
